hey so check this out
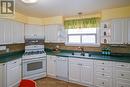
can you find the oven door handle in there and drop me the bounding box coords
[22,58,46,63]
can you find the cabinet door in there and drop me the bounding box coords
[0,64,5,87]
[69,62,80,82]
[0,19,5,44]
[56,57,68,79]
[7,63,21,87]
[44,25,58,42]
[127,18,130,44]
[4,19,13,44]
[13,21,24,43]
[44,24,65,43]
[47,55,57,76]
[111,19,125,44]
[81,65,93,85]
[25,24,44,36]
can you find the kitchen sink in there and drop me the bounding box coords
[71,52,91,57]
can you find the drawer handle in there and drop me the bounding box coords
[78,64,82,66]
[14,62,16,63]
[102,63,105,64]
[102,68,104,70]
[102,82,104,84]
[102,74,104,76]
[121,86,124,87]
[121,74,124,76]
[121,65,124,67]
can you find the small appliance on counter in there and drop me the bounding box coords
[22,35,46,80]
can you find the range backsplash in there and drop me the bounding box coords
[45,43,130,53]
[0,43,25,54]
[0,43,130,54]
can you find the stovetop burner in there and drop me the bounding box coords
[24,50,45,56]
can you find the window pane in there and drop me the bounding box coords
[68,28,96,34]
[68,35,80,43]
[82,35,96,44]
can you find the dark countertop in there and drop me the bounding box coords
[0,51,24,63]
[0,49,130,63]
[46,50,130,63]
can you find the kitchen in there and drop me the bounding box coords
[0,0,130,87]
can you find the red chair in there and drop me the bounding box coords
[19,79,37,87]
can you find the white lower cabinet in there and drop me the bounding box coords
[69,58,94,86]
[6,59,21,87]
[113,62,130,87]
[46,55,130,87]
[56,57,68,81]
[69,60,81,82]
[94,77,112,87]
[94,60,113,87]
[47,55,57,77]
[0,64,6,87]
[0,59,21,87]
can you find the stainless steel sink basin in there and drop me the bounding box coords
[71,52,91,57]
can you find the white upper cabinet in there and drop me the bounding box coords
[111,19,126,44]
[3,19,13,44]
[127,18,130,44]
[0,19,24,45]
[0,19,6,44]
[44,24,66,43]
[13,21,24,43]
[25,24,44,37]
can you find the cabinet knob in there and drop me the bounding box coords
[121,65,124,67]
[78,64,82,66]
[102,82,105,84]
[121,74,124,76]
[102,74,104,76]
[102,68,104,70]
[102,63,105,64]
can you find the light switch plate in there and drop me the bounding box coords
[0,46,6,51]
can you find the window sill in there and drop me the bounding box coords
[65,43,100,47]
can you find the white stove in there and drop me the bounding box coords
[22,45,46,59]
[22,45,47,80]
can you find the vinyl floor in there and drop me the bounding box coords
[36,77,87,87]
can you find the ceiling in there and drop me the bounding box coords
[15,0,130,18]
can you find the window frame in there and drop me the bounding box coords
[65,28,100,47]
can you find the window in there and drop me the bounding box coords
[67,28,99,45]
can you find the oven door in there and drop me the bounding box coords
[22,58,46,77]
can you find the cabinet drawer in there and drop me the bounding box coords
[116,70,130,80]
[116,79,130,87]
[7,59,21,69]
[80,59,93,66]
[95,72,112,78]
[94,77,112,87]
[115,62,130,71]
[69,58,80,62]
[117,83,130,87]
[94,66,113,74]
[94,60,113,67]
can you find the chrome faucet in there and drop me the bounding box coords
[78,47,85,56]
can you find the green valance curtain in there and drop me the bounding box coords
[64,17,100,29]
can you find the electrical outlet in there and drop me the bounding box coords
[0,46,6,51]
[6,48,9,52]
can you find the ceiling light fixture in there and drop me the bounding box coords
[21,0,38,3]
